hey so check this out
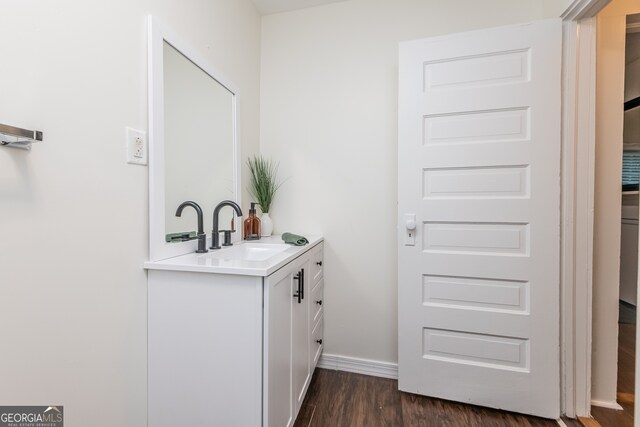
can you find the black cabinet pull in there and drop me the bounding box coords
[316,339,323,345]
[293,271,302,304]
[316,261,323,266]
[300,268,305,300]
[316,300,323,306]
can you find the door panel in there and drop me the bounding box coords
[398,19,561,418]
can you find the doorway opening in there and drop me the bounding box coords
[588,6,640,427]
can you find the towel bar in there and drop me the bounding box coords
[0,123,43,150]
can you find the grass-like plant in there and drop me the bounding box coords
[247,155,282,213]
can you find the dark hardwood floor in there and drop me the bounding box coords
[591,321,636,427]
[294,368,576,427]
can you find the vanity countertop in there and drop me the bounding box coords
[144,235,323,277]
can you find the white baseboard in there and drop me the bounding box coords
[317,353,398,379]
[591,399,623,410]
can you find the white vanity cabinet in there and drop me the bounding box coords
[147,239,324,427]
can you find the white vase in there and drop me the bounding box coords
[261,212,273,237]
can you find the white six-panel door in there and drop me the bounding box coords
[398,20,561,418]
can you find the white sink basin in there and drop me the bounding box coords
[145,235,321,276]
[206,243,290,262]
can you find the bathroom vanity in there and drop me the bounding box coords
[145,236,324,427]
[145,16,324,426]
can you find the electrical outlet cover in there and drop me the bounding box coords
[126,127,147,165]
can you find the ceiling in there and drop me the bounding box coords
[251,0,347,15]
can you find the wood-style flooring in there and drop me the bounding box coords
[294,368,580,427]
[591,322,636,427]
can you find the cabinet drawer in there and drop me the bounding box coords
[311,315,324,368]
[311,280,324,325]
[310,244,324,284]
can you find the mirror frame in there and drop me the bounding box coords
[148,15,241,261]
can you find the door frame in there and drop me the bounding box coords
[560,0,613,418]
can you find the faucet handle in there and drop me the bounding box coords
[222,230,233,246]
[195,232,209,253]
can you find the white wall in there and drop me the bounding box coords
[543,0,575,17]
[0,1,260,426]
[592,0,640,406]
[260,0,559,365]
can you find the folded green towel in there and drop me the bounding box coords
[282,232,309,246]
[165,231,196,242]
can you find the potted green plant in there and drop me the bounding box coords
[247,155,282,236]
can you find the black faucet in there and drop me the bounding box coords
[211,200,243,250]
[175,201,208,253]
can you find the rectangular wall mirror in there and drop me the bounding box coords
[148,16,241,261]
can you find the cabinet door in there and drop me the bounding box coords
[292,257,312,416]
[265,268,294,427]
